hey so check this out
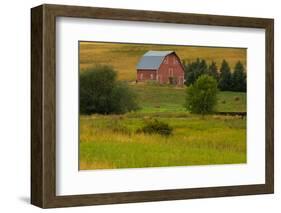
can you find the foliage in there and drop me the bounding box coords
[217,60,247,92]
[231,61,246,92]
[185,75,218,115]
[183,58,208,85]
[80,65,139,114]
[137,119,173,136]
[208,61,219,81]
[110,82,139,114]
[184,58,247,92]
[218,60,232,91]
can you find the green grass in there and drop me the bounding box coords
[129,84,246,113]
[130,84,186,113]
[80,114,246,170]
[79,84,247,170]
[79,42,246,81]
[216,91,246,112]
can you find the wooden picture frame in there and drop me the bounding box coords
[31,4,274,208]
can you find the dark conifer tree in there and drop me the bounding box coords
[218,59,232,91]
[183,58,208,85]
[232,61,246,92]
[208,61,219,81]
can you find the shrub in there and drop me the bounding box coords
[80,65,139,114]
[185,75,218,115]
[137,119,173,136]
[234,96,240,101]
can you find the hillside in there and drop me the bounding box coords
[79,42,247,81]
[129,84,246,113]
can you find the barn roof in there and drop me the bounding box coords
[136,51,174,70]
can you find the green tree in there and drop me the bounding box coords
[183,58,208,85]
[218,60,232,91]
[183,60,195,85]
[110,82,139,114]
[208,61,219,81]
[185,75,218,115]
[232,61,246,92]
[80,65,139,114]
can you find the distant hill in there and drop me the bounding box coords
[79,42,247,81]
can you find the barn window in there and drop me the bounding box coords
[173,57,178,64]
[140,73,143,80]
[150,74,153,79]
[164,58,168,64]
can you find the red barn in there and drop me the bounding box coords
[136,51,185,86]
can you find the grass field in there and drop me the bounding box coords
[80,84,247,170]
[129,84,246,113]
[79,41,247,170]
[80,114,246,170]
[79,42,247,81]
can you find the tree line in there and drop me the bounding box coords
[183,59,246,92]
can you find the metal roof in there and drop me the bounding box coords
[136,51,174,70]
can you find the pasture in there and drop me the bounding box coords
[129,84,246,113]
[80,84,247,170]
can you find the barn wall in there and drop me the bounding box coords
[158,53,185,85]
[136,70,157,82]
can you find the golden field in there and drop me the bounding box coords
[79,42,247,81]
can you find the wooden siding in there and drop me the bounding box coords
[136,53,184,85]
[136,69,157,82]
[158,53,184,85]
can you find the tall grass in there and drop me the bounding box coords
[80,114,246,170]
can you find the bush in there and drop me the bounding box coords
[80,65,139,114]
[234,96,240,101]
[137,119,173,136]
[185,75,218,115]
